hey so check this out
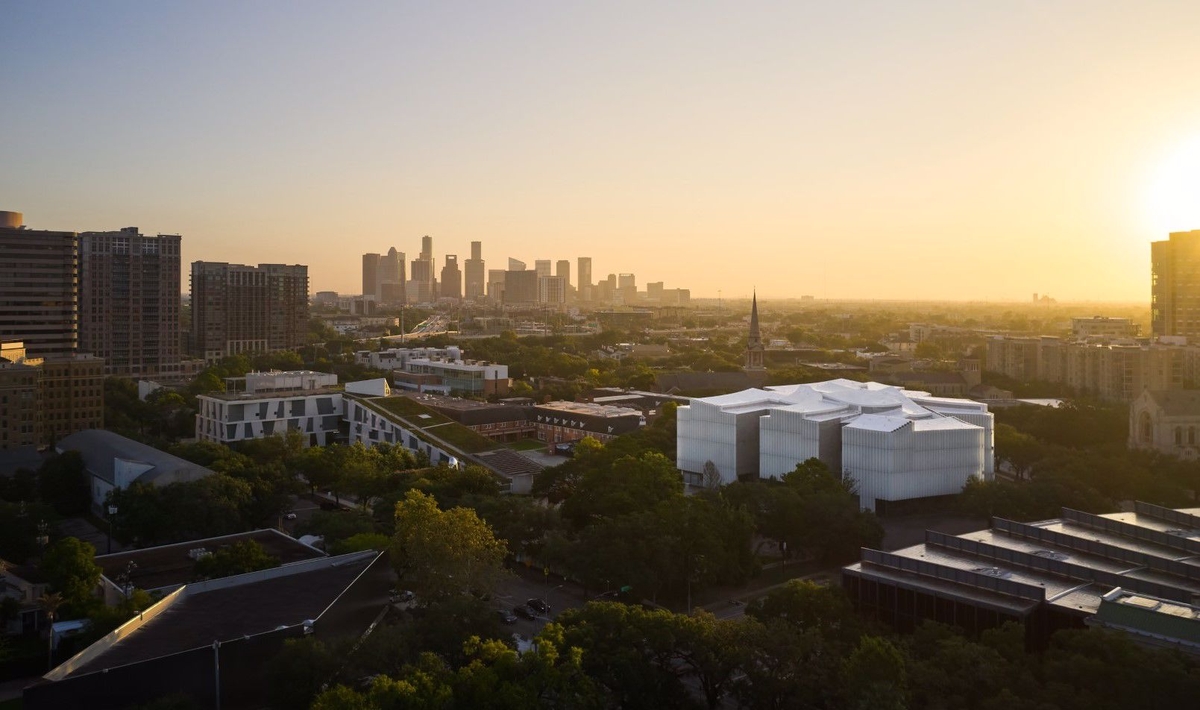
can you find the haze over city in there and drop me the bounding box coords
[6,1,1200,301]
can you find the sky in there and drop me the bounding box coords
[4,1,1200,302]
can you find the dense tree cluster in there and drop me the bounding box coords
[291,579,1200,710]
[963,400,1200,521]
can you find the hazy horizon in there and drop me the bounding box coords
[6,2,1200,301]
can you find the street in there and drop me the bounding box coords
[491,566,590,640]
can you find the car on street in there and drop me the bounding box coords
[496,610,518,624]
[284,512,298,520]
[513,605,535,620]
[526,598,551,615]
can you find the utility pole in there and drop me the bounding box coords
[212,640,221,710]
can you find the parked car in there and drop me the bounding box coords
[284,512,298,520]
[526,598,551,615]
[496,609,518,624]
[513,605,535,620]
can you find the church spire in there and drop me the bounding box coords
[748,290,761,346]
[745,290,765,371]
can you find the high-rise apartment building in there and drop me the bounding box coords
[464,241,485,300]
[555,260,570,288]
[578,257,593,302]
[1152,230,1200,339]
[190,262,309,361]
[440,255,462,300]
[0,211,78,358]
[535,260,551,278]
[79,228,182,378]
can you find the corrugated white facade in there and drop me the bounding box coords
[841,416,985,511]
[676,395,768,484]
[677,379,994,510]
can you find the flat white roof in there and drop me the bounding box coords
[688,379,990,430]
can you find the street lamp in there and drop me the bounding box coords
[107,504,118,554]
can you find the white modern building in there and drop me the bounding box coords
[355,346,510,396]
[195,370,344,447]
[676,379,993,512]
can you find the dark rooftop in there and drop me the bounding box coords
[473,449,543,477]
[1146,390,1200,417]
[57,430,214,486]
[94,529,325,591]
[65,553,375,678]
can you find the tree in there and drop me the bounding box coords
[328,532,392,555]
[38,591,64,670]
[41,537,101,615]
[560,451,683,527]
[193,540,280,580]
[36,451,91,516]
[993,423,1043,480]
[391,490,508,602]
[844,636,908,710]
[264,637,340,710]
[745,579,864,648]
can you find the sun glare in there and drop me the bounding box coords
[1145,137,1200,234]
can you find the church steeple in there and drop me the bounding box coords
[745,290,765,371]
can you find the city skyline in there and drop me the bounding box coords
[7,3,1200,301]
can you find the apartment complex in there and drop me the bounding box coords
[79,228,182,378]
[0,211,78,358]
[985,336,1181,402]
[190,262,309,361]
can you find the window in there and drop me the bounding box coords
[1176,427,1183,446]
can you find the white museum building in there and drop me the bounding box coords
[676,379,994,512]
